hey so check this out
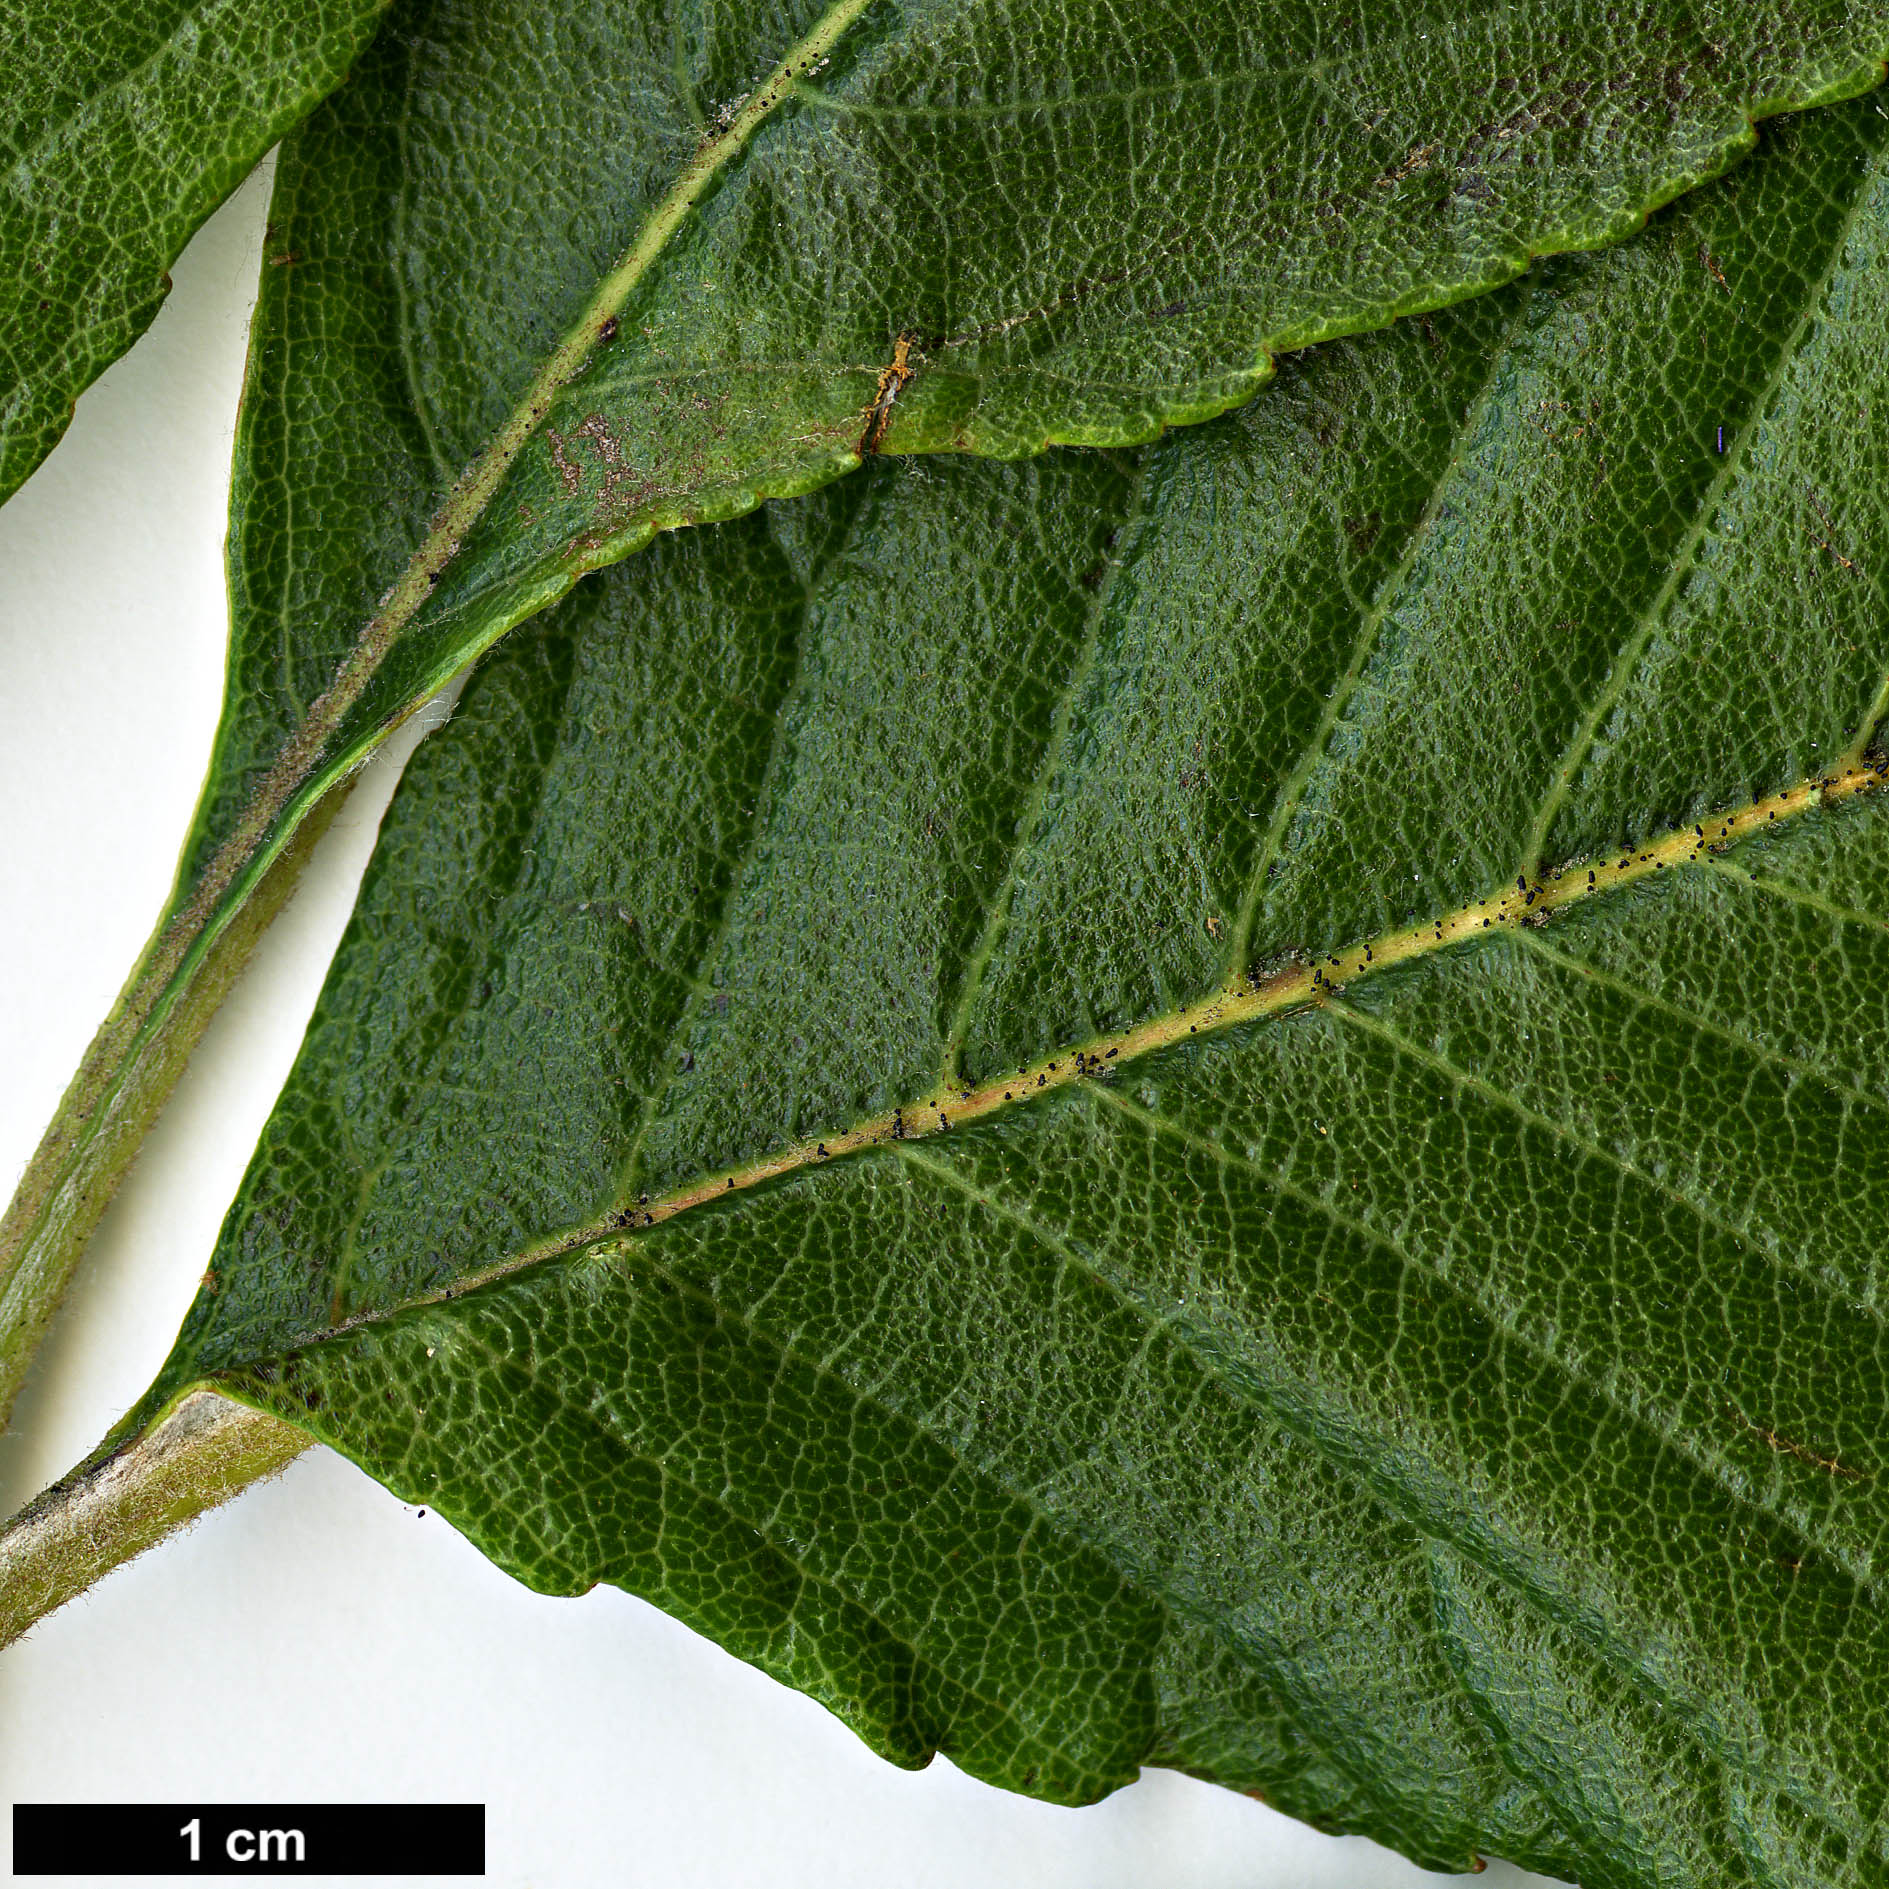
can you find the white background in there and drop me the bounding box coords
[0,159,1561,1889]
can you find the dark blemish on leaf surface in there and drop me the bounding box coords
[1343,512,1382,556]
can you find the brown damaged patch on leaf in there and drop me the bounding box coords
[859,333,921,455]
[544,428,583,496]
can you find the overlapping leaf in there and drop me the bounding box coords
[182,0,1889,909]
[0,0,390,505]
[104,94,1889,1884]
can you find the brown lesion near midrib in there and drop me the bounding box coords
[324,752,1889,1334]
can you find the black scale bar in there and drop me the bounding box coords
[13,1805,484,1876]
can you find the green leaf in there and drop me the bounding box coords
[0,0,392,507]
[186,0,1889,913]
[9,0,1882,1447]
[105,92,1889,1883]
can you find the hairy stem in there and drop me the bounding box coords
[0,1390,306,1649]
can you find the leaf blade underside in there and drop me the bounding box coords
[0,0,392,506]
[111,93,1889,1884]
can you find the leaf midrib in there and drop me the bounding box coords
[85,6,1889,1333]
[272,750,1889,1356]
[241,762,1889,1847]
[0,0,892,1342]
[186,764,1889,1852]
